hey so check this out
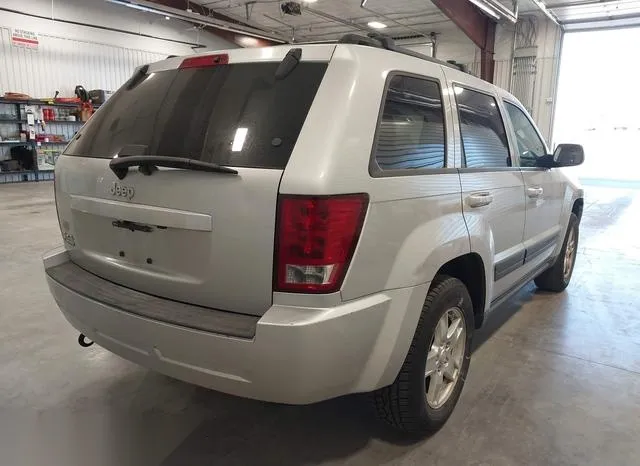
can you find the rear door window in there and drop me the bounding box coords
[64,62,328,169]
[454,86,511,168]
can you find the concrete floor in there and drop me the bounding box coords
[2,181,639,466]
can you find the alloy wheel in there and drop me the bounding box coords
[563,227,577,281]
[425,307,466,409]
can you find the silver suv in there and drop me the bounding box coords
[44,35,584,434]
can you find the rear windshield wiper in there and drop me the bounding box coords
[109,155,238,180]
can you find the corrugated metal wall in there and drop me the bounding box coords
[493,60,512,93]
[0,27,166,97]
[511,56,537,112]
[462,60,510,91]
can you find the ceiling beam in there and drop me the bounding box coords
[482,19,496,83]
[430,0,498,82]
[431,0,496,49]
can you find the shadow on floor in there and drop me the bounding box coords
[159,391,425,466]
[156,289,543,465]
[472,283,537,353]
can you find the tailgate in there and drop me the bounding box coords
[54,51,329,316]
[55,157,281,316]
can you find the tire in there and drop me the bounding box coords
[372,275,474,435]
[534,213,579,292]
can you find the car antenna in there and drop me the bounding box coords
[275,48,302,80]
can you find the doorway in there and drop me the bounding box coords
[553,27,640,186]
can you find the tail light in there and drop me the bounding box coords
[275,194,369,293]
[179,54,229,69]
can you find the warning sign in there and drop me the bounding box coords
[11,29,39,50]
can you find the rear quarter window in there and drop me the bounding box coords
[64,62,328,169]
[370,74,446,175]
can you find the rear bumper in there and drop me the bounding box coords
[44,248,428,404]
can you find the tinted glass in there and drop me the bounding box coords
[455,86,510,168]
[373,75,445,171]
[64,62,328,169]
[504,101,546,167]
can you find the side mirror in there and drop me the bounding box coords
[553,144,584,167]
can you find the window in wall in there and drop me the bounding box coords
[455,86,511,168]
[504,101,547,167]
[373,75,446,172]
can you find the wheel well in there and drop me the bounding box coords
[435,253,486,328]
[572,198,584,222]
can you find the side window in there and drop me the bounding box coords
[454,86,511,168]
[504,102,547,167]
[373,75,446,172]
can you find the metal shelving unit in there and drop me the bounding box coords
[0,99,97,184]
[0,99,38,184]
[0,118,84,125]
[0,141,33,146]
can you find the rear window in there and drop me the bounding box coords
[64,61,328,169]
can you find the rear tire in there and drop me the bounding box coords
[372,276,474,434]
[534,213,579,292]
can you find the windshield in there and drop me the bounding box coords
[64,61,328,169]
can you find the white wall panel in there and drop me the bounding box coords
[493,60,512,91]
[435,22,478,63]
[0,0,236,96]
[0,27,166,97]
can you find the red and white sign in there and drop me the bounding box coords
[11,29,39,50]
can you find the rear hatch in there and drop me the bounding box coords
[54,47,331,316]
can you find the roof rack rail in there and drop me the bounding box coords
[338,33,460,71]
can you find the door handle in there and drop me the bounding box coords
[527,186,544,198]
[468,192,493,208]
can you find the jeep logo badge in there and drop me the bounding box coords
[109,181,135,200]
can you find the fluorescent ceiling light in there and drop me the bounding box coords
[367,21,387,29]
[231,128,248,152]
[302,0,318,3]
[467,0,501,21]
[237,36,260,47]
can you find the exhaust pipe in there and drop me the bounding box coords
[78,333,94,348]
